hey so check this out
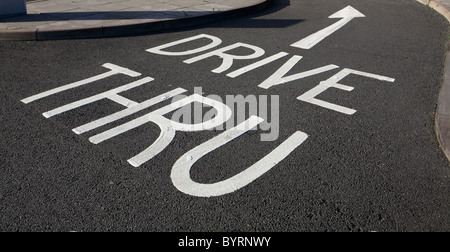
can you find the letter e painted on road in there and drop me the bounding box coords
[298,68,395,115]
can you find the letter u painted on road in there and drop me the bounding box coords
[171,116,309,197]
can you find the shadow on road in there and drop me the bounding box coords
[1,0,298,29]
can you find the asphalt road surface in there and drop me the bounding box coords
[1,0,449,232]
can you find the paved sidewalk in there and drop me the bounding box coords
[418,0,450,161]
[437,0,450,8]
[0,0,272,40]
[419,0,450,21]
[436,0,450,163]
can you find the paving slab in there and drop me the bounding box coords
[0,0,273,40]
[417,0,450,161]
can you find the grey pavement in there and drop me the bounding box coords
[0,0,449,232]
[417,0,450,162]
[419,0,450,21]
[437,0,450,8]
[0,0,269,40]
[1,0,260,30]
[422,0,450,162]
[0,0,449,162]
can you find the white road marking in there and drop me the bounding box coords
[72,88,187,135]
[42,77,154,118]
[298,68,395,114]
[258,55,339,89]
[88,94,232,167]
[171,116,309,197]
[21,63,141,104]
[184,43,265,74]
[291,6,366,50]
[227,52,289,78]
[146,34,222,56]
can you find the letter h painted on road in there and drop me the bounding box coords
[21,62,310,197]
[20,63,232,167]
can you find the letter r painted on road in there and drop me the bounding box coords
[89,94,233,167]
[184,43,266,74]
[146,34,222,56]
[72,88,188,135]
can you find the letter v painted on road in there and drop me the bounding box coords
[291,6,365,50]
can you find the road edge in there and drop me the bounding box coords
[0,0,273,41]
[417,0,450,162]
[437,52,450,163]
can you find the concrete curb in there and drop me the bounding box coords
[437,50,450,162]
[0,0,273,41]
[417,0,450,21]
[417,0,450,162]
